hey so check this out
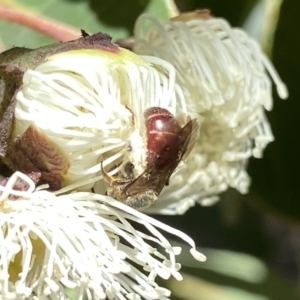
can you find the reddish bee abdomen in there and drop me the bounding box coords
[144,107,181,166]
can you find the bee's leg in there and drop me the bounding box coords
[125,105,135,128]
[100,161,131,185]
[100,160,115,183]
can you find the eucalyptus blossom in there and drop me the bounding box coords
[0,171,205,300]
[133,12,288,214]
[0,32,188,195]
[0,31,205,299]
[0,10,288,300]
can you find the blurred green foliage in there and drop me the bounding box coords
[249,0,300,219]
[162,242,300,300]
[0,0,173,48]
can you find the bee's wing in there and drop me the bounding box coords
[123,118,198,197]
[180,118,199,161]
[123,167,167,198]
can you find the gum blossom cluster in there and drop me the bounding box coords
[0,12,287,300]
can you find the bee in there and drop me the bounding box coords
[102,107,199,210]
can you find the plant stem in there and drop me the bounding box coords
[0,5,80,42]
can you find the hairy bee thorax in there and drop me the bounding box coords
[104,162,158,210]
[107,183,158,210]
[122,190,158,209]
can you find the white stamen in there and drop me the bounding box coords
[134,14,287,214]
[0,171,36,204]
[14,49,185,192]
[0,172,205,299]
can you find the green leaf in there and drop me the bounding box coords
[0,0,177,49]
[163,241,300,300]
